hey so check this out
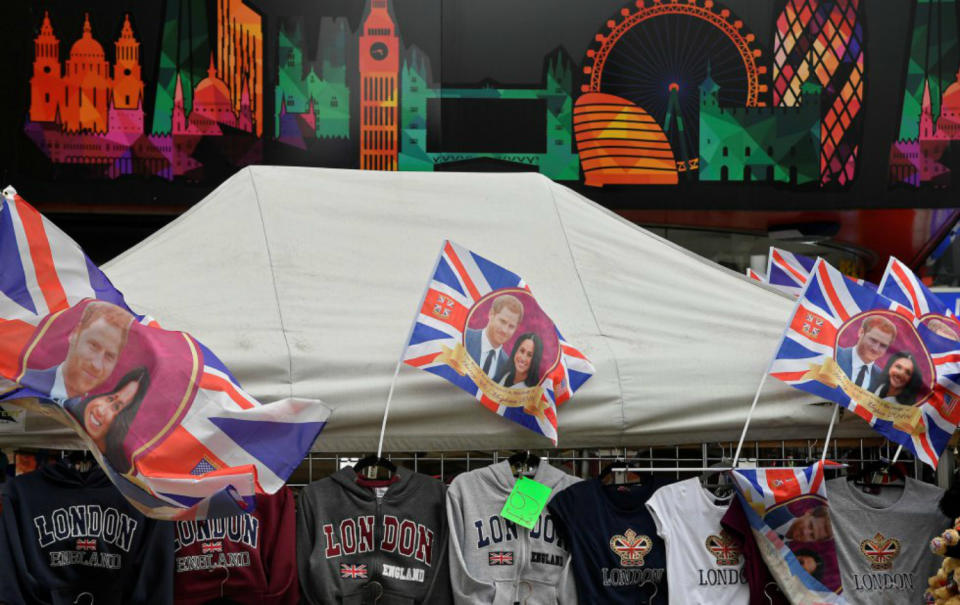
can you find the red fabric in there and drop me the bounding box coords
[721,497,789,605]
[173,487,299,605]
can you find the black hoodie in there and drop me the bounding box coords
[296,466,453,604]
[0,460,174,605]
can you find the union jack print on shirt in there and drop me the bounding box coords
[0,187,330,520]
[201,541,223,554]
[488,551,514,565]
[403,240,594,443]
[770,258,960,468]
[340,564,368,579]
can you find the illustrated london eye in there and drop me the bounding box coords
[575,0,767,186]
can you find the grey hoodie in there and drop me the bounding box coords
[296,466,453,604]
[446,461,581,605]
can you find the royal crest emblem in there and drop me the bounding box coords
[705,530,741,566]
[860,533,900,570]
[802,313,824,338]
[431,294,455,319]
[609,528,653,567]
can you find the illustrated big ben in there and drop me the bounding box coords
[113,15,143,110]
[358,0,399,170]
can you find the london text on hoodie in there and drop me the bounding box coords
[0,460,174,605]
[296,465,453,604]
[446,460,581,604]
[173,486,299,605]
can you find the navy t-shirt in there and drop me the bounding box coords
[549,478,668,604]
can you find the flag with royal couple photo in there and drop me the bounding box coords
[770,257,960,468]
[730,462,847,604]
[0,187,330,520]
[402,240,595,443]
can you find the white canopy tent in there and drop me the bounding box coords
[1,167,871,451]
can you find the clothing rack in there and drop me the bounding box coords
[282,437,936,488]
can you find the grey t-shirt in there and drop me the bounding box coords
[825,476,947,605]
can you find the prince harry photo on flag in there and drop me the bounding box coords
[18,301,134,403]
[465,294,523,381]
[836,315,896,392]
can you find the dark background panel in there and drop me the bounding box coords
[0,0,953,222]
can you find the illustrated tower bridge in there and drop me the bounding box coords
[399,48,579,180]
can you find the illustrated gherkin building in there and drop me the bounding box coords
[772,0,865,186]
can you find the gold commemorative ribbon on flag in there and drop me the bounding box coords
[437,343,549,419]
[802,357,925,435]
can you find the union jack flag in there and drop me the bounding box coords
[770,258,960,469]
[201,541,223,554]
[731,462,846,602]
[75,538,97,551]
[746,268,764,282]
[0,187,330,520]
[879,256,958,323]
[765,247,876,297]
[340,564,368,579]
[402,240,595,443]
[488,551,514,565]
[766,247,817,296]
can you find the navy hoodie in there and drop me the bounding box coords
[0,460,174,605]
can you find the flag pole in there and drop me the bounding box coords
[890,445,903,465]
[732,372,768,467]
[376,241,448,459]
[820,404,839,463]
[376,358,404,459]
[734,258,825,468]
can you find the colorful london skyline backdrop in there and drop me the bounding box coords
[6,0,960,210]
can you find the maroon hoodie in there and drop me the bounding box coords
[173,487,298,605]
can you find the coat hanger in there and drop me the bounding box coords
[201,565,234,604]
[508,450,540,478]
[699,445,735,502]
[60,450,94,472]
[849,456,905,495]
[641,580,659,605]
[701,464,735,504]
[600,458,652,486]
[763,581,782,605]
[354,454,396,481]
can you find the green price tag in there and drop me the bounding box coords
[500,477,552,529]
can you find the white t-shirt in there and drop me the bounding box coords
[646,478,749,605]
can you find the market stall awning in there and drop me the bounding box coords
[2,167,868,451]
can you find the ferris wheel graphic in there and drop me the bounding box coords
[575,0,768,186]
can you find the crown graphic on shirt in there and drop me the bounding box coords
[859,533,901,570]
[705,530,741,566]
[609,528,652,567]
